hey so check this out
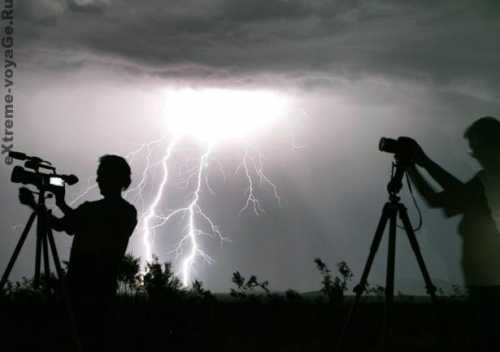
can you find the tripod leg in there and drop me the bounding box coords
[383,208,398,349]
[355,203,394,296]
[398,205,437,300]
[34,214,44,289]
[46,228,83,352]
[338,203,392,351]
[398,205,447,349]
[42,234,51,281]
[0,212,37,291]
[40,211,51,286]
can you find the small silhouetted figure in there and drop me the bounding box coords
[407,116,500,351]
[50,155,137,350]
[51,155,137,300]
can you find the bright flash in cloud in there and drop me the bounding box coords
[163,88,288,143]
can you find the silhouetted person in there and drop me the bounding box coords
[407,116,500,351]
[49,155,137,301]
[22,155,137,350]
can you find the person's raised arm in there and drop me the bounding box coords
[418,155,464,192]
[400,137,464,192]
[402,137,469,215]
[18,187,73,234]
[51,187,78,235]
[407,165,443,208]
[53,187,74,216]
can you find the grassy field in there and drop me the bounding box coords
[0,293,477,352]
[0,256,478,351]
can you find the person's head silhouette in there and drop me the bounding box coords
[464,116,500,170]
[96,155,132,198]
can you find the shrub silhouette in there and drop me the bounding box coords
[365,284,385,298]
[115,254,216,302]
[189,280,215,303]
[314,258,353,304]
[117,253,141,294]
[143,256,184,300]
[284,289,303,303]
[230,271,270,300]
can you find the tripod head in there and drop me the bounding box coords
[387,158,413,199]
[379,137,419,200]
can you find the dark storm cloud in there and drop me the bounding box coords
[15,0,500,96]
[16,0,65,24]
[17,0,110,19]
[220,0,313,21]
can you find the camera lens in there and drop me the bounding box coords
[379,137,398,154]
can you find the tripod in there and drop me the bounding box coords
[0,188,82,352]
[339,159,439,351]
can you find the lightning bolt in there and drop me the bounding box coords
[69,139,280,287]
[140,137,179,264]
[66,89,297,288]
[178,143,219,286]
[119,136,228,286]
[238,146,281,216]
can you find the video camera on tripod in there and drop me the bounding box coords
[9,151,78,195]
[2,150,80,288]
[1,150,83,350]
[2,150,80,286]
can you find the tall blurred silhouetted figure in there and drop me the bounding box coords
[51,155,137,350]
[408,116,500,351]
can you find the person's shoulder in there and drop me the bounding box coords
[119,199,137,229]
[75,200,103,215]
[76,200,96,210]
[119,198,137,217]
[472,170,484,180]
[465,172,484,190]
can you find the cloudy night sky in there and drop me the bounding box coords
[1,0,500,293]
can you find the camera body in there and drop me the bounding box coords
[11,166,67,193]
[379,137,416,163]
[9,151,78,194]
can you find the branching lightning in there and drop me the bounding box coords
[140,137,179,264]
[69,88,290,287]
[237,147,281,216]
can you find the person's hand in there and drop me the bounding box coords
[19,187,36,209]
[52,186,66,206]
[399,137,430,167]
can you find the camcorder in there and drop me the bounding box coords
[9,151,78,194]
[379,137,418,163]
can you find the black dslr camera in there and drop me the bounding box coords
[379,137,418,163]
[9,151,78,194]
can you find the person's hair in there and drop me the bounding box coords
[98,155,132,190]
[464,116,500,148]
